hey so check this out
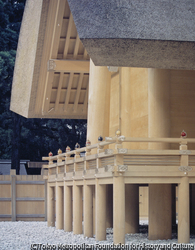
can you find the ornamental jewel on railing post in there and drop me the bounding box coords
[75,143,80,149]
[116,130,121,137]
[57,149,63,163]
[65,146,71,161]
[58,149,62,155]
[98,136,104,153]
[115,130,123,149]
[86,139,91,146]
[98,136,103,141]
[85,139,91,156]
[181,130,187,138]
[48,152,53,165]
[74,143,80,159]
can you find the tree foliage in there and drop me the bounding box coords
[0,0,87,172]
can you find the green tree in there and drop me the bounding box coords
[0,0,87,174]
[0,0,26,174]
[0,50,16,159]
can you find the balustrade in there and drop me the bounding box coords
[42,133,195,181]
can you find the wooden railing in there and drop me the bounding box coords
[42,134,195,181]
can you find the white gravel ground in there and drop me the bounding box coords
[0,221,195,250]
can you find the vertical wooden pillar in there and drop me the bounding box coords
[44,179,47,221]
[56,184,63,229]
[149,184,172,240]
[84,182,93,237]
[48,185,55,227]
[190,184,195,230]
[178,177,190,243]
[120,67,131,143]
[172,184,176,225]
[148,69,171,149]
[64,184,72,232]
[178,142,190,243]
[87,60,111,149]
[73,182,82,234]
[106,184,113,228]
[92,185,96,236]
[148,69,172,240]
[125,184,139,233]
[113,175,125,244]
[96,180,106,241]
[11,169,16,221]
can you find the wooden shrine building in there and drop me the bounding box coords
[10,0,195,244]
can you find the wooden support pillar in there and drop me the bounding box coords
[73,182,82,234]
[148,69,172,240]
[178,176,190,243]
[48,185,55,227]
[113,175,125,244]
[177,142,190,242]
[148,69,171,149]
[190,184,195,230]
[172,184,176,225]
[106,184,113,228]
[125,184,139,233]
[87,60,111,149]
[56,184,63,229]
[96,180,106,241]
[120,67,131,144]
[84,182,93,237]
[149,184,172,240]
[92,185,96,236]
[11,169,16,221]
[44,179,47,221]
[64,184,72,232]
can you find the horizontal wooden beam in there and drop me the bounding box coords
[16,181,45,185]
[0,198,11,201]
[16,197,45,201]
[0,214,11,218]
[47,59,90,73]
[16,214,45,218]
[0,181,11,184]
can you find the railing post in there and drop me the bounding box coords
[74,144,80,172]
[48,152,53,165]
[57,149,62,163]
[10,169,16,221]
[85,141,91,172]
[85,140,91,156]
[115,130,123,150]
[44,179,47,221]
[48,152,53,176]
[97,143,104,154]
[84,159,88,172]
[65,146,71,172]
[57,149,62,176]
[178,137,190,243]
[96,143,104,171]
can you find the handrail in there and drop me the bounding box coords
[106,136,195,144]
[42,135,194,163]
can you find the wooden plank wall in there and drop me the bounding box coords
[139,186,148,220]
[139,186,178,221]
[0,171,47,221]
